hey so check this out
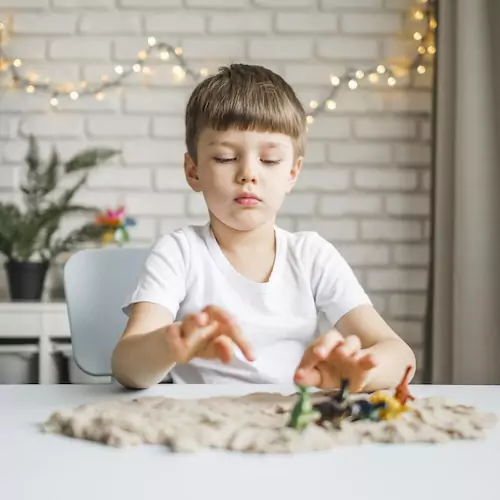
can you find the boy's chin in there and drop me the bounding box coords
[211,212,276,232]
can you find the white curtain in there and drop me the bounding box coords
[428,0,500,384]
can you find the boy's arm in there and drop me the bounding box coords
[111,302,177,389]
[335,304,417,391]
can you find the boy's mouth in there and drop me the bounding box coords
[234,193,261,206]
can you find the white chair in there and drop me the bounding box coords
[63,247,149,378]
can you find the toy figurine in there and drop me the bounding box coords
[312,379,351,428]
[287,385,320,430]
[394,365,415,405]
[349,399,388,422]
[369,391,409,420]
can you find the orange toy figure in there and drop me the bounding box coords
[394,365,415,406]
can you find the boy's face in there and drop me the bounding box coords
[184,127,302,232]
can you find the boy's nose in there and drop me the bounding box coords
[236,164,257,184]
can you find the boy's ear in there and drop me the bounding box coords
[184,152,202,192]
[286,156,303,193]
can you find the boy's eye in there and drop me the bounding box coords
[261,159,281,165]
[214,157,236,163]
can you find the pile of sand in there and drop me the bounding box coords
[42,391,498,453]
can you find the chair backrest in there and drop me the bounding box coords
[63,246,149,376]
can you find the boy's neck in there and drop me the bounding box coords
[209,216,276,254]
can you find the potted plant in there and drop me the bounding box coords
[0,135,120,301]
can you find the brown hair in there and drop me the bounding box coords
[185,63,307,162]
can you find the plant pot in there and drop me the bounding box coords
[4,260,50,301]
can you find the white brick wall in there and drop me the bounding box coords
[0,0,432,374]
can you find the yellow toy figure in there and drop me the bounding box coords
[369,365,414,420]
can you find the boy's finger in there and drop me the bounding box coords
[334,335,361,358]
[186,320,220,350]
[357,352,378,370]
[294,366,322,387]
[313,330,345,359]
[181,313,204,338]
[215,336,234,364]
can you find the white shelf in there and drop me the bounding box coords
[0,301,71,383]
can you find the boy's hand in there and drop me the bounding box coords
[294,330,377,392]
[165,305,255,365]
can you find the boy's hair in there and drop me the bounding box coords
[185,63,307,162]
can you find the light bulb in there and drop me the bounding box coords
[414,9,424,20]
[160,51,169,61]
[200,68,209,77]
[348,79,358,90]
[174,47,183,55]
[326,100,336,110]
[430,18,437,29]
[309,100,318,109]
[387,76,396,86]
[330,75,340,86]
[138,51,147,60]
[26,85,35,93]
[368,73,379,83]
[50,97,58,107]
[413,32,423,41]
[417,65,426,74]
[115,65,124,74]
[95,92,105,101]
[148,36,156,47]
[70,91,79,100]
[418,45,426,55]
[306,115,314,124]
[13,59,22,67]
[427,45,436,54]
[355,70,364,79]
[142,66,151,74]
[376,65,386,74]
[133,63,141,72]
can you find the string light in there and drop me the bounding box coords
[368,73,379,83]
[309,100,318,109]
[427,45,436,54]
[326,100,336,110]
[348,79,358,90]
[418,45,426,54]
[132,63,141,72]
[70,91,79,100]
[355,70,364,79]
[414,9,424,20]
[200,68,209,77]
[50,96,58,107]
[387,76,396,86]
[413,32,423,41]
[26,85,35,93]
[429,18,437,29]
[417,65,426,74]
[114,65,124,75]
[174,47,183,55]
[95,92,105,101]
[13,58,21,67]
[160,51,169,61]
[330,75,340,86]
[148,37,156,47]
[376,65,386,74]
[306,116,314,125]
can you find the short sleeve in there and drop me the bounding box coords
[308,233,372,327]
[121,230,189,319]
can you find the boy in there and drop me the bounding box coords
[111,63,416,391]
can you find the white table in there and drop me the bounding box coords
[3,384,500,500]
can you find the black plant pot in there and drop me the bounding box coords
[4,260,50,301]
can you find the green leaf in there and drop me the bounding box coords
[25,134,40,173]
[50,222,107,259]
[64,148,120,173]
[41,146,59,196]
[0,203,22,259]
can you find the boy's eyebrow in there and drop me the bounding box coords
[207,140,286,149]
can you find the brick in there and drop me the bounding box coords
[13,14,77,35]
[393,243,429,266]
[0,0,47,6]
[87,167,152,190]
[209,13,271,34]
[423,221,430,240]
[420,120,432,141]
[0,118,20,139]
[22,63,79,84]
[280,193,316,215]
[284,63,346,85]
[276,216,295,231]
[186,0,248,6]
[389,294,427,318]
[0,167,17,189]
[355,169,418,191]
[79,13,141,34]
[146,13,205,34]
[182,37,244,59]
[20,116,84,138]
[7,38,46,60]
[276,13,338,33]
[73,190,121,208]
[249,38,313,61]
[328,142,391,164]
[421,171,431,191]
[336,243,390,266]
[341,13,402,34]
[317,37,379,60]
[383,39,425,61]
[321,0,382,7]
[394,144,431,166]
[366,269,428,291]
[187,193,208,216]
[334,90,385,113]
[383,91,432,113]
[0,94,48,113]
[50,39,111,60]
[113,37,150,61]
[296,168,350,191]
[354,118,417,139]
[306,117,351,139]
[385,194,430,215]
[57,92,121,113]
[153,117,185,138]
[361,220,421,241]
[296,218,358,241]
[254,0,312,5]
[119,0,181,6]
[124,192,184,216]
[384,0,413,9]
[54,0,114,6]
[319,194,382,216]
[127,217,157,242]
[124,89,189,114]
[388,320,423,345]
[123,140,186,165]
[155,167,190,191]
[87,117,149,138]
[160,217,208,235]
[304,142,326,164]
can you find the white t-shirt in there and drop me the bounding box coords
[122,223,371,384]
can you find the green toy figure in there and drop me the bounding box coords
[287,385,320,430]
